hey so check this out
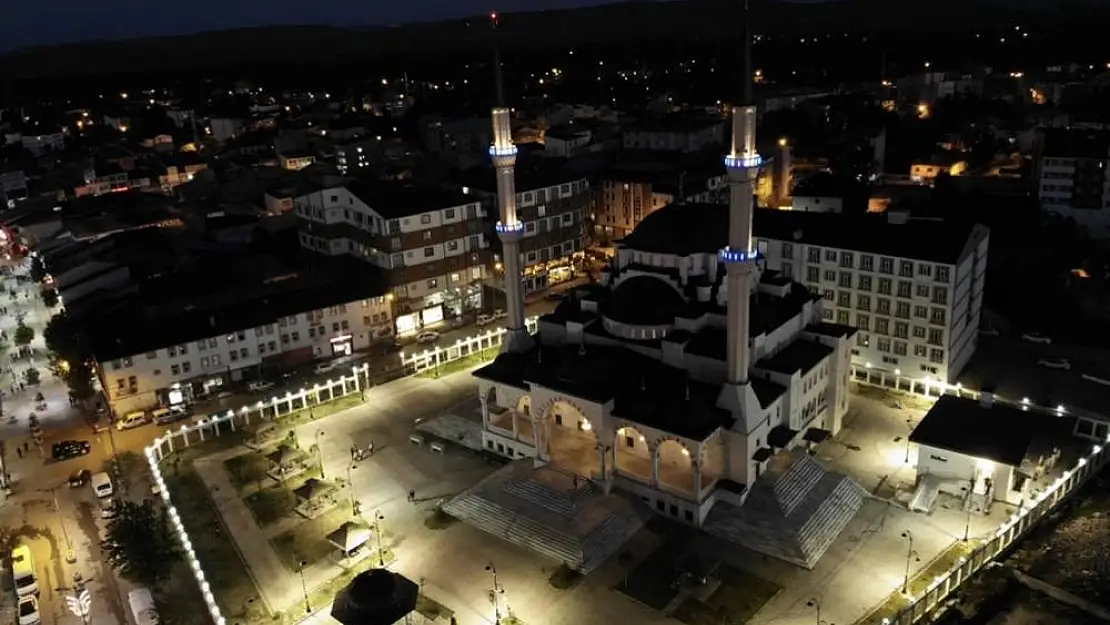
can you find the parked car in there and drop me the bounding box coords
[476,314,495,326]
[17,595,40,625]
[416,330,440,344]
[1038,358,1071,370]
[153,405,189,425]
[314,361,337,375]
[68,469,92,488]
[1022,332,1052,344]
[248,380,275,392]
[51,440,91,461]
[100,498,119,519]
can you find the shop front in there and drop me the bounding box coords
[394,304,446,337]
[330,334,354,356]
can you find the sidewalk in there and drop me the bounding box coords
[193,449,300,613]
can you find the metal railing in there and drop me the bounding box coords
[880,436,1110,625]
[142,363,371,625]
[400,316,539,374]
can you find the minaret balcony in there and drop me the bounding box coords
[718,246,761,264]
[724,153,762,169]
[489,145,519,157]
[495,221,525,234]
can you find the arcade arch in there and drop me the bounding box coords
[542,399,600,477]
[656,438,695,493]
[613,426,654,482]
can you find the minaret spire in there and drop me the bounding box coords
[742,0,753,106]
[492,11,505,107]
[489,10,532,354]
[717,0,763,432]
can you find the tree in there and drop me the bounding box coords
[23,368,40,385]
[101,500,181,588]
[65,365,97,402]
[29,256,46,283]
[13,323,34,347]
[41,289,58,308]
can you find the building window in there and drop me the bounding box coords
[932,286,948,305]
[895,302,910,319]
[782,243,793,260]
[856,295,871,311]
[146,351,158,360]
[877,338,891,353]
[856,333,869,347]
[894,322,909,339]
[876,298,891,315]
[936,266,950,283]
[825,250,837,262]
[839,251,854,268]
[182,362,191,373]
[823,289,834,302]
[423,247,435,258]
[879,257,893,274]
[894,341,907,356]
[897,281,912,298]
[929,348,945,364]
[427,279,438,289]
[914,344,927,357]
[420,214,432,225]
[875,318,889,335]
[837,291,851,307]
[171,364,180,375]
[447,240,459,251]
[898,261,913,277]
[445,208,455,219]
[806,266,820,282]
[917,263,932,278]
[913,325,926,339]
[916,284,930,298]
[856,314,870,331]
[930,308,946,325]
[838,271,852,288]
[860,255,874,271]
[928,328,944,346]
[808,247,821,263]
[858,275,872,292]
[877,278,892,295]
[836,310,850,324]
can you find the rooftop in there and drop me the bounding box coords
[757,340,834,376]
[618,202,983,265]
[445,157,587,194]
[1041,128,1110,159]
[909,395,1045,467]
[347,180,475,219]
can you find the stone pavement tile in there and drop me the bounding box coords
[193,451,299,613]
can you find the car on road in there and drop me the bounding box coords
[68,469,92,488]
[476,313,495,326]
[1022,332,1052,344]
[248,380,275,392]
[100,498,119,519]
[17,595,40,625]
[153,405,189,425]
[314,361,338,375]
[116,410,150,430]
[1038,358,1072,370]
[51,440,91,461]
[91,472,113,498]
[11,545,38,597]
[416,330,440,344]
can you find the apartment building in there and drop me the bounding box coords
[447,161,590,293]
[755,209,990,384]
[93,280,393,415]
[1035,128,1110,238]
[295,181,492,333]
[593,157,726,244]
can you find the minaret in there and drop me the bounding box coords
[489,12,532,353]
[717,1,763,427]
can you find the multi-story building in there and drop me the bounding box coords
[279,151,317,171]
[18,130,66,156]
[1035,128,1110,238]
[621,113,724,153]
[447,161,590,293]
[756,209,989,385]
[593,157,726,244]
[92,277,393,415]
[294,181,492,333]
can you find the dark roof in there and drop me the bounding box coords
[625,113,723,134]
[445,158,586,194]
[89,263,388,361]
[474,343,733,441]
[757,340,833,376]
[1041,128,1110,159]
[347,181,474,219]
[805,322,857,339]
[909,395,1043,467]
[618,202,980,265]
[606,276,688,325]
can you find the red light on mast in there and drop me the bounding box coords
[490,11,498,22]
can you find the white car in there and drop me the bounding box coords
[248,380,275,392]
[416,330,440,344]
[314,361,337,375]
[101,498,118,519]
[1038,358,1071,370]
[476,314,495,326]
[18,595,40,625]
[1022,333,1052,344]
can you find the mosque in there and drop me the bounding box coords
[443,24,868,574]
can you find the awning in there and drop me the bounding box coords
[768,425,798,449]
[753,447,774,463]
[803,428,833,444]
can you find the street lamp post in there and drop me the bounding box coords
[963,478,974,542]
[50,487,77,563]
[900,530,917,594]
[296,560,310,614]
[806,598,821,625]
[373,510,386,566]
[486,562,503,625]
[347,462,357,510]
[315,430,325,478]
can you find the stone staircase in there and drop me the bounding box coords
[444,462,645,573]
[443,493,584,568]
[703,452,866,569]
[909,474,941,513]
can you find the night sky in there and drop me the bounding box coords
[0,0,648,51]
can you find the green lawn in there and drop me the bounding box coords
[857,540,977,625]
[162,464,265,625]
[270,506,352,571]
[244,487,297,526]
[616,549,681,611]
[416,593,455,621]
[416,347,498,379]
[671,565,782,625]
[224,452,272,490]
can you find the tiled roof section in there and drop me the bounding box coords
[758,341,833,376]
[1041,128,1110,159]
[617,203,980,265]
[474,343,732,441]
[346,180,474,219]
[909,395,1042,467]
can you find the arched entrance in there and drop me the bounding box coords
[614,426,653,484]
[656,439,695,493]
[542,400,598,477]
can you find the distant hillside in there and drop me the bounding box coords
[1,0,1107,80]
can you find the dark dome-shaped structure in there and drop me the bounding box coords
[331,569,418,625]
[605,276,688,326]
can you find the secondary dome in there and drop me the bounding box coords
[604,276,688,326]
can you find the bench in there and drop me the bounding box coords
[429,441,445,454]
[409,434,424,446]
